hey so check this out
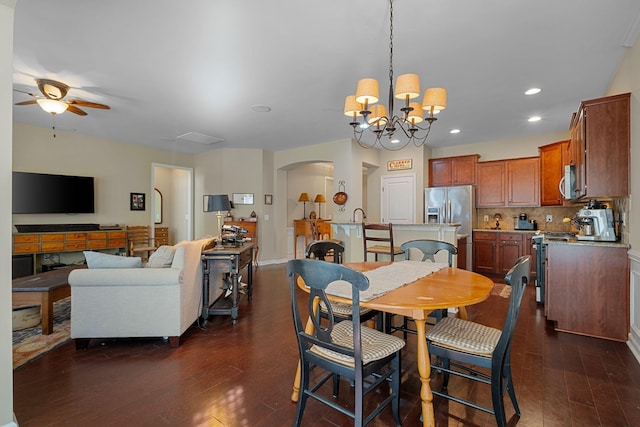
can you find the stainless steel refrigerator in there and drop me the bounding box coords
[424,185,476,270]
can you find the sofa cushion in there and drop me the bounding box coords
[83,251,142,269]
[146,245,176,268]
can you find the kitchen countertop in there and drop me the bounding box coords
[473,228,537,234]
[542,238,628,248]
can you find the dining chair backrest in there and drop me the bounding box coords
[362,222,403,261]
[287,259,369,365]
[305,240,345,264]
[400,239,457,266]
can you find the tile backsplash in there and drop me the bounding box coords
[476,197,628,243]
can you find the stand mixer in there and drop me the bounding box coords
[573,200,617,241]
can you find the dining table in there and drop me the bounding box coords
[290,261,494,427]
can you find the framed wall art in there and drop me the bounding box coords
[232,193,254,205]
[265,194,273,205]
[130,192,145,211]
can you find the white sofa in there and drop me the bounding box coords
[68,237,215,348]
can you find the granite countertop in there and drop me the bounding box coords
[542,238,629,248]
[473,228,537,234]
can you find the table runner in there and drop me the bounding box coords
[326,261,449,301]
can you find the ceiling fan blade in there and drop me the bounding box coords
[13,88,39,98]
[15,100,38,106]
[67,99,110,109]
[66,105,88,116]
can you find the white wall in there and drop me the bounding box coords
[1,2,17,425]
[607,35,640,361]
[12,123,193,227]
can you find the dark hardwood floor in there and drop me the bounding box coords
[13,263,640,426]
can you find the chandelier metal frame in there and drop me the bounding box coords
[344,0,446,151]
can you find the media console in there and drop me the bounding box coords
[12,224,127,276]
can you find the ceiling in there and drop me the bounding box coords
[11,0,640,155]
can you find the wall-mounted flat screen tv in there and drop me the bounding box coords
[12,171,95,214]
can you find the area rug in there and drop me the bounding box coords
[491,283,512,299]
[13,297,71,370]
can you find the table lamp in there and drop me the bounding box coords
[298,192,310,219]
[313,194,326,219]
[207,194,232,248]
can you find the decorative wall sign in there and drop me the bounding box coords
[387,159,412,171]
[130,192,145,211]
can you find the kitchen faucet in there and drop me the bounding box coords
[352,208,367,223]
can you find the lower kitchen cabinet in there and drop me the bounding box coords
[545,243,629,341]
[473,231,536,279]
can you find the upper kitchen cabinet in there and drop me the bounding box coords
[428,154,479,187]
[476,157,540,207]
[539,140,569,206]
[568,93,630,200]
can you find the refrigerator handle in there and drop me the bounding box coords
[447,199,452,223]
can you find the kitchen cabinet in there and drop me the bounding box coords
[473,231,497,275]
[568,92,630,200]
[476,157,539,207]
[457,235,467,270]
[428,154,479,187]
[473,231,536,279]
[545,243,629,341]
[497,233,523,275]
[539,140,569,206]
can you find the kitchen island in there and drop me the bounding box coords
[331,222,461,264]
[544,239,629,341]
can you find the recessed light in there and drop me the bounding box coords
[450,129,461,134]
[528,116,541,122]
[525,88,542,95]
[251,104,271,113]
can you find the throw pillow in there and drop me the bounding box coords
[146,245,176,268]
[83,251,142,269]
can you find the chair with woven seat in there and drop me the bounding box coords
[362,222,404,262]
[126,225,157,261]
[386,239,458,336]
[305,240,380,326]
[287,259,405,427]
[425,255,531,427]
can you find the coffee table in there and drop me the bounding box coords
[12,266,83,335]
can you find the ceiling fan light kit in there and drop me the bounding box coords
[15,78,110,116]
[36,98,69,115]
[344,0,447,151]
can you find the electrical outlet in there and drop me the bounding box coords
[546,214,553,223]
[483,215,489,222]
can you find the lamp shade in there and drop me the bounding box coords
[37,98,69,115]
[367,104,388,126]
[313,194,326,203]
[406,102,424,124]
[394,74,421,100]
[298,192,311,202]
[206,194,231,212]
[422,88,447,112]
[344,95,363,117]
[355,78,379,105]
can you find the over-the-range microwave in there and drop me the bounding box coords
[559,164,578,200]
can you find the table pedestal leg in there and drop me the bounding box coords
[414,318,434,427]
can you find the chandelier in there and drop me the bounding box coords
[344,0,447,151]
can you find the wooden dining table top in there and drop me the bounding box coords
[343,261,494,318]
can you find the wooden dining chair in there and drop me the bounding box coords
[126,225,156,261]
[305,240,381,327]
[362,222,404,262]
[386,239,458,337]
[287,259,405,427]
[425,255,531,427]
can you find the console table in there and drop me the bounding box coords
[201,243,254,324]
[293,219,333,258]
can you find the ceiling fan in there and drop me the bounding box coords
[14,78,110,116]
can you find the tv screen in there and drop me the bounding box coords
[12,171,95,214]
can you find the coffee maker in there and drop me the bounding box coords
[575,200,617,241]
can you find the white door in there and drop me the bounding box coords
[381,173,416,224]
